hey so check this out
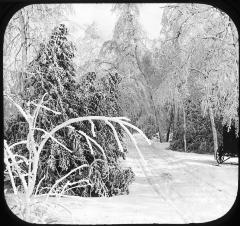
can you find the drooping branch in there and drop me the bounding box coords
[35,127,73,153]
[38,116,151,156]
[105,120,124,153]
[9,140,28,150]
[76,129,107,159]
[3,91,30,123]
[119,123,148,166]
[4,91,150,202]
[4,155,18,195]
[46,164,89,201]
[4,140,28,192]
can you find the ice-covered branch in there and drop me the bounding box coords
[4,155,18,195]
[35,127,72,153]
[46,164,89,202]
[31,101,62,116]
[3,92,30,123]
[105,120,124,153]
[9,140,28,150]
[4,140,28,192]
[38,116,151,156]
[76,130,106,159]
[89,120,96,137]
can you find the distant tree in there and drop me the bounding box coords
[99,3,166,141]
[75,22,104,77]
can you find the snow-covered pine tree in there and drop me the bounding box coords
[4,24,135,197]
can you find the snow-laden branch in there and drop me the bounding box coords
[32,93,48,128]
[9,140,28,150]
[89,120,96,137]
[3,91,30,123]
[58,179,91,197]
[4,140,28,192]
[46,164,89,202]
[119,123,148,166]
[105,120,124,153]
[34,175,45,195]
[76,129,106,159]
[31,101,62,115]
[4,154,18,195]
[38,116,151,157]
[4,92,150,217]
[35,127,72,153]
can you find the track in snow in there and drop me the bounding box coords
[5,135,238,224]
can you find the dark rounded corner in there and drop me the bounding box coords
[1,3,36,39]
[203,176,239,224]
[2,192,31,225]
[198,2,239,40]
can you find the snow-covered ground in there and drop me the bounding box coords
[5,135,238,224]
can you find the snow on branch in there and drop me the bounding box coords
[76,129,105,157]
[4,140,28,192]
[3,91,29,123]
[35,127,72,153]
[38,115,151,158]
[4,92,150,211]
[46,164,89,202]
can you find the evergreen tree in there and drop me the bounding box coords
[4,24,134,197]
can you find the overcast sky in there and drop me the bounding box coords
[67,3,165,41]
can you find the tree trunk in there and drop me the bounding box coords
[166,126,171,142]
[173,103,177,132]
[134,45,163,142]
[209,106,218,159]
[155,108,163,143]
[149,91,162,142]
[166,106,174,142]
[183,106,187,152]
[19,10,28,95]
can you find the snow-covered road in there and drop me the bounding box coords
[122,135,238,223]
[50,135,238,224]
[5,135,238,224]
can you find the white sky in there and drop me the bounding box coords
[67,3,165,41]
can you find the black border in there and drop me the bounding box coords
[0,0,239,226]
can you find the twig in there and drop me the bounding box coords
[76,130,106,159]
[31,102,62,115]
[9,140,28,150]
[46,164,89,202]
[4,156,18,195]
[4,140,28,192]
[59,180,91,196]
[3,92,30,123]
[34,175,45,195]
[89,120,96,137]
[105,120,124,153]
[119,120,151,145]
[119,123,148,166]
[35,128,72,153]
[32,93,48,129]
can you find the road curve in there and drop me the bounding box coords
[124,134,238,223]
